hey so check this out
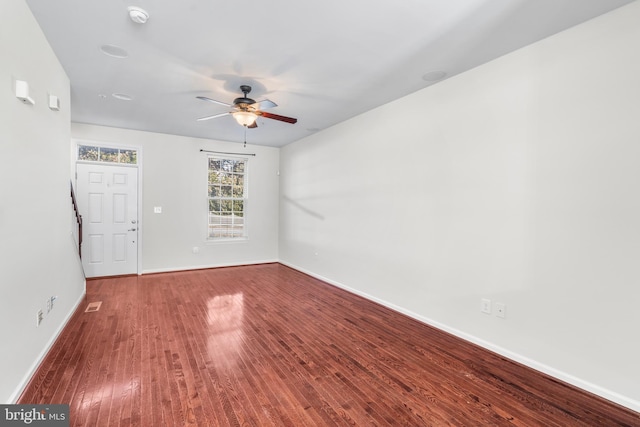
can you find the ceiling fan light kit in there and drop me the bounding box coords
[233,111,258,127]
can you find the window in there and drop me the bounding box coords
[208,157,247,239]
[77,144,137,164]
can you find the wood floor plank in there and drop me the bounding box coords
[19,263,640,426]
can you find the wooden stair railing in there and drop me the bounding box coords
[70,181,82,258]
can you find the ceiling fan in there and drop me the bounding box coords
[196,85,297,128]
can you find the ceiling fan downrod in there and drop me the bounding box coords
[234,85,255,107]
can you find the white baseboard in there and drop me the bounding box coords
[9,290,86,403]
[141,259,278,275]
[279,261,640,413]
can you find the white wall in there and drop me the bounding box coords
[71,124,280,273]
[279,2,640,411]
[0,0,86,403]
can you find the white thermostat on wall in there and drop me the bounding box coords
[153,206,162,214]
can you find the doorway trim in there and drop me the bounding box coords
[73,139,143,275]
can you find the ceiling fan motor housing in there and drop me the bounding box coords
[233,97,256,107]
[234,85,255,107]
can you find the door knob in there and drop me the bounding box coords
[128,228,137,231]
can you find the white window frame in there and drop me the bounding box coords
[207,155,248,241]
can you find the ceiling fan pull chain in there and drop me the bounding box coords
[244,127,247,148]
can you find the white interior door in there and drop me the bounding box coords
[76,163,138,277]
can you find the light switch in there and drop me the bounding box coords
[48,94,60,111]
[153,206,162,214]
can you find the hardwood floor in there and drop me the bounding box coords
[20,263,639,426]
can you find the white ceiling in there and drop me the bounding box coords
[26,0,633,147]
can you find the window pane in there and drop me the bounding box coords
[78,145,99,161]
[223,173,234,185]
[119,149,137,164]
[100,147,118,162]
[77,145,137,163]
[208,185,220,197]
[209,159,221,170]
[220,200,233,212]
[221,159,234,172]
[221,186,232,197]
[233,200,243,212]
[209,199,221,212]
[233,162,245,173]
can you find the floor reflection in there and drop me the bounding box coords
[206,293,245,368]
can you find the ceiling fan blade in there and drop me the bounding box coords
[255,99,277,109]
[259,111,297,124]
[196,96,232,107]
[197,112,230,121]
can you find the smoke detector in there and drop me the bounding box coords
[128,6,149,24]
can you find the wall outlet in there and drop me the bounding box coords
[36,309,44,327]
[481,298,491,314]
[495,303,506,318]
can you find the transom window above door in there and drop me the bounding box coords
[77,144,138,165]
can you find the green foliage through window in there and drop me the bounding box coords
[78,145,137,164]
[208,157,247,239]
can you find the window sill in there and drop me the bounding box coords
[205,237,249,245]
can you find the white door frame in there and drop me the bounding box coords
[73,139,143,275]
